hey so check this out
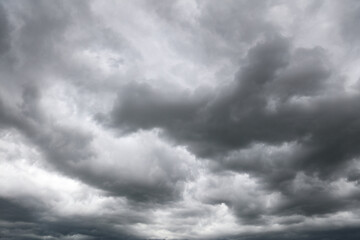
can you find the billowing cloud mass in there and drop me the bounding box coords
[1,0,360,239]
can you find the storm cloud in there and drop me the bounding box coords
[1,0,360,239]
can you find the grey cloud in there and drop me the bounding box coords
[144,0,276,75]
[111,82,205,133]
[110,34,359,171]
[0,197,35,223]
[0,206,141,240]
[271,47,332,97]
[0,86,189,205]
[0,0,190,207]
[0,3,10,56]
[111,35,291,156]
[338,0,360,44]
[110,32,360,221]
[226,227,360,240]
[0,188,147,239]
[2,0,360,239]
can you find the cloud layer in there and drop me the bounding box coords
[1,0,360,239]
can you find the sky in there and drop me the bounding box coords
[1,0,360,239]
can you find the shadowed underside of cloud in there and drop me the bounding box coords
[110,24,360,224]
[111,37,360,163]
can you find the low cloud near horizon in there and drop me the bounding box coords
[1,1,360,239]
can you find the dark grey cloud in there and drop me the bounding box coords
[110,8,360,226]
[225,227,360,240]
[0,197,35,223]
[112,35,289,156]
[112,36,331,159]
[0,3,10,56]
[0,197,142,240]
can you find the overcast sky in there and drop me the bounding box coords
[1,0,360,239]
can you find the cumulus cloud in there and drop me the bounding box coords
[1,0,360,239]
